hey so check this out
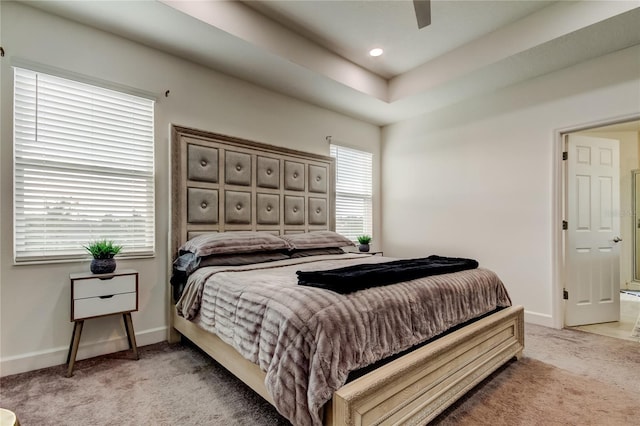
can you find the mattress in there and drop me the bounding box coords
[176,253,512,426]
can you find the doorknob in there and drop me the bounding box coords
[613,236,623,243]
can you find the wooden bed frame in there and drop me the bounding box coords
[168,125,525,425]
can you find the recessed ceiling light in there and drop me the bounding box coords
[369,48,383,57]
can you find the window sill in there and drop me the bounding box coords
[13,253,156,266]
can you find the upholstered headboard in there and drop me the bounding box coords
[170,125,336,258]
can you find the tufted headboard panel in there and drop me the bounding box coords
[170,125,335,258]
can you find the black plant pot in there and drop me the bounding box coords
[91,258,116,274]
[358,243,370,252]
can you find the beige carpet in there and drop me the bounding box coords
[1,324,638,425]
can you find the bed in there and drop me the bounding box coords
[168,125,524,425]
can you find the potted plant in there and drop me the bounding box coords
[84,239,122,274]
[357,235,372,252]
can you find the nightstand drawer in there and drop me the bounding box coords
[73,292,137,320]
[73,274,136,299]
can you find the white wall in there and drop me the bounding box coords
[0,2,380,375]
[382,45,640,327]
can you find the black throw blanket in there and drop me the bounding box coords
[297,255,478,294]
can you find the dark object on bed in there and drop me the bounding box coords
[171,252,197,301]
[297,254,479,294]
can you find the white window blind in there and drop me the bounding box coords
[330,144,373,242]
[13,67,155,263]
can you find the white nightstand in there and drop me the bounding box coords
[66,269,139,377]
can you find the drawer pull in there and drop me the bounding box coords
[99,295,114,299]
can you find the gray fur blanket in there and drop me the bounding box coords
[176,254,512,425]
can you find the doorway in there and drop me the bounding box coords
[559,118,640,342]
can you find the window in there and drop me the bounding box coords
[13,68,155,263]
[330,144,373,242]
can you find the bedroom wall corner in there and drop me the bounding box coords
[524,311,554,328]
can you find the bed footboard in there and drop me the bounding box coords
[172,306,524,426]
[329,305,524,426]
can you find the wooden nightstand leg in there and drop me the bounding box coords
[66,320,84,377]
[123,313,139,360]
[66,322,77,364]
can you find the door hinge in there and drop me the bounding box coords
[562,151,568,160]
[562,220,568,230]
[563,289,569,300]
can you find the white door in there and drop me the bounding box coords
[565,134,621,326]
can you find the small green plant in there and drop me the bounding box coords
[357,235,372,245]
[83,239,122,259]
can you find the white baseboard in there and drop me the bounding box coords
[1,308,564,376]
[524,310,556,328]
[0,326,167,377]
[1,310,561,376]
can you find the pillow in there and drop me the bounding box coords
[289,247,345,258]
[199,251,289,267]
[280,231,355,250]
[179,231,291,257]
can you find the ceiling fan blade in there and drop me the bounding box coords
[413,0,431,29]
